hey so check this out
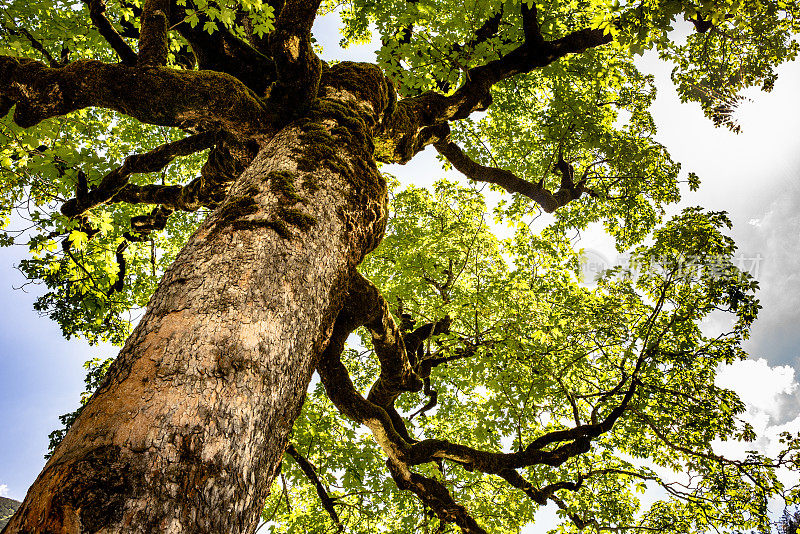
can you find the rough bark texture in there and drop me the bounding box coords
[3,84,388,533]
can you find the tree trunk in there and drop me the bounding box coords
[3,90,387,533]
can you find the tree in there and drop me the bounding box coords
[779,508,800,534]
[1,0,799,532]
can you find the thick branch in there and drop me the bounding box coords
[94,135,256,213]
[316,277,635,533]
[316,293,412,462]
[437,27,613,121]
[138,0,170,66]
[82,0,138,65]
[172,5,276,95]
[0,57,271,134]
[60,131,218,218]
[520,3,544,47]
[286,444,342,532]
[406,377,638,473]
[132,206,171,232]
[435,138,594,212]
[104,136,259,213]
[326,283,633,465]
[317,271,640,532]
[266,0,323,116]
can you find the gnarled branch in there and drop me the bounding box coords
[316,280,486,533]
[112,136,257,212]
[428,26,613,123]
[60,131,218,218]
[111,178,211,212]
[316,272,640,534]
[130,205,172,235]
[434,137,595,212]
[0,57,271,134]
[349,272,425,408]
[386,459,487,534]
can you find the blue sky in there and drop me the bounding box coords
[1,11,799,529]
[0,243,116,500]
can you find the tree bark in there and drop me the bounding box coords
[3,90,387,533]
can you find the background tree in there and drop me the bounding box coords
[779,508,800,534]
[1,0,799,532]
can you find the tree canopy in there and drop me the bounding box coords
[2,0,800,532]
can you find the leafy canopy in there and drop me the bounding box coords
[1,0,800,531]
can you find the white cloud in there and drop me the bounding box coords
[715,358,800,476]
[727,181,800,369]
[717,358,797,418]
[0,484,8,497]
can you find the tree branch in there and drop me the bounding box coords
[107,136,259,213]
[0,23,60,68]
[316,282,487,533]
[130,205,172,235]
[550,496,599,531]
[379,24,612,162]
[316,292,413,461]
[351,272,425,408]
[521,2,544,47]
[285,444,343,532]
[498,469,578,505]
[315,272,642,533]
[386,459,488,534]
[396,7,505,95]
[108,240,128,296]
[138,0,170,66]
[317,272,422,444]
[60,131,218,218]
[0,57,271,134]
[266,0,323,117]
[434,137,595,212]
[405,375,638,474]
[433,26,613,122]
[82,0,138,65]
[110,178,210,211]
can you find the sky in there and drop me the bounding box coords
[1,9,799,530]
